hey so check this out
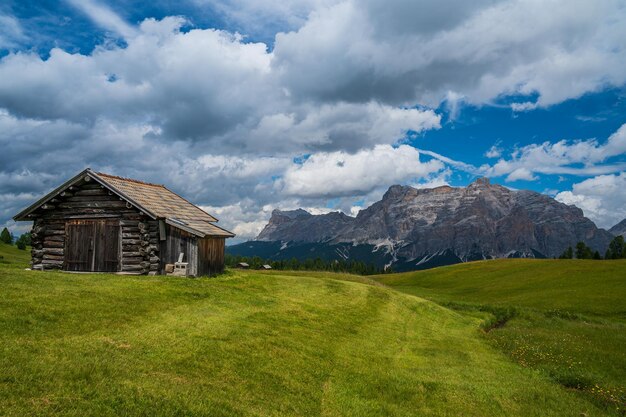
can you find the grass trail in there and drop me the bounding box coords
[371,259,626,414]
[0,250,616,416]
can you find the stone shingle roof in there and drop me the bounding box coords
[93,172,234,238]
[13,168,234,238]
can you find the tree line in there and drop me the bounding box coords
[225,254,390,275]
[559,236,626,260]
[0,227,31,250]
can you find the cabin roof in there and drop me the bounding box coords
[13,168,235,238]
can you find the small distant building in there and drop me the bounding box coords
[13,168,234,276]
[236,262,250,269]
[260,264,272,270]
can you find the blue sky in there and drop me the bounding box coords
[1,0,625,240]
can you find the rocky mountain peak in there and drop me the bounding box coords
[470,177,491,187]
[254,180,613,264]
[609,218,626,237]
[382,184,414,200]
[271,208,311,219]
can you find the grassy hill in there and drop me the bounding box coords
[0,244,624,416]
[372,259,626,413]
[372,259,626,316]
[0,241,30,268]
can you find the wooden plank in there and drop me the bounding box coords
[66,214,121,219]
[120,219,140,227]
[43,229,65,236]
[121,232,141,239]
[73,189,109,196]
[121,251,143,257]
[122,256,144,263]
[43,240,65,248]
[58,201,128,209]
[121,264,144,271]
[66,195,119,202]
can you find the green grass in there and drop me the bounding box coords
[0,241,30,268]
[372,259,626,413]
[372,259,626,317]
[0,244,623,416]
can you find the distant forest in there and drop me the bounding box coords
[559,236,626,260]
[225,254,390,275]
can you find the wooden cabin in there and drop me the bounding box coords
[13,168,234,276]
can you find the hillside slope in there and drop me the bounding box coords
[371,259,626,413]
[372,259,626,315]
[0,263,614,416]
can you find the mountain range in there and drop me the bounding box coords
[228,178,620,271]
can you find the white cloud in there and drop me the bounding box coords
[281,144,444,198]
[506,168,537,182]
[0,17,440,156]
[66,0,139,39]
[482,123,626,181]
[2,2,626,238]
[196,0,340,38]
[273,0,626,107]
[0,14,27,49]
[485,144,502,158]
[238,102,441,152]
[510,102,538,112]
[555,172,626,229]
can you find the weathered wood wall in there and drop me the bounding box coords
[159,225,198,276]
[197,238,225,276]
[29,178,160,274]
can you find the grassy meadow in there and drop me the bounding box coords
[372,259,626,413]
[0,242,624,416]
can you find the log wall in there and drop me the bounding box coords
[29,179,160,274]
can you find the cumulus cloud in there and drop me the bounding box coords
[1,1,626,237]
[556,172,626,229]
[273,0,626,107]
[482,123,626,181]
[280,145,444,198]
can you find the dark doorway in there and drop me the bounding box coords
[65,220,120,272]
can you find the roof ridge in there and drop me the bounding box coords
[96,172,165,187]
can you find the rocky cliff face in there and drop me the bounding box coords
[252,178,614,269]
[609,219,626,237]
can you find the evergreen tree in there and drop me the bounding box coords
[592,250,602,260]
[575,241,593,259]
[559,246,573,259]
[606,236,625,259]
[0,227,12,245]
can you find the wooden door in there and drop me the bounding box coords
[65,220,120,272]
[65,222,94,271]
[94,221,120,272]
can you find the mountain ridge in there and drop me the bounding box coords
[240,178,615,270]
